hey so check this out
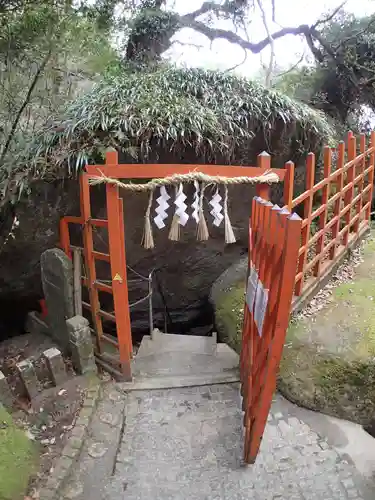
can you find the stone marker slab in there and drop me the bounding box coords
[43,347,67,386]
[67,316,96,375]
[16,359,39,400]
[41,248,74,353]
[0,370,14,408]
[25,311,50,337]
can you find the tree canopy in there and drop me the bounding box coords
[1,0,375,210]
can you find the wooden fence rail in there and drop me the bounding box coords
[286,131,375,298]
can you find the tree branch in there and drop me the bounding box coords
[181,15,311,54]
[274,52,305,80]
[185,1,222,20]
[256,0,274,87]
[312,1,348,29]
[224,46,248,72]
[304,31,324,63]
[0,49,52,165]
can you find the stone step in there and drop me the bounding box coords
[131,332,239,389]
[137,330,217,358]
[117,369,240,391]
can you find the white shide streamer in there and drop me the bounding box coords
[209,188,224,227]
[154,186,170,229]
[175,183,189,226]
[191,180,200,224]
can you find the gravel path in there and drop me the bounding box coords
[58,383,375,500]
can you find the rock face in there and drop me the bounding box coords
[90,182,260,332]
[0,157,307,336]
[0,179,80,339]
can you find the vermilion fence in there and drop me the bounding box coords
[285,131,375,298]
[59,131,375,378]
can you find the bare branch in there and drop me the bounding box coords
[170,40,205,51]
[224,46,248,72]
[185,1,227,20]
[305,31,324,63]
[312,1,348,29]
[256,0,274,87]
[271,0,276,23]
[180,14,311,54]
[274,52,305,79]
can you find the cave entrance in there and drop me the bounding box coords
[60,152,290,381]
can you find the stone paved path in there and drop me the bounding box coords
[59,383,375,500]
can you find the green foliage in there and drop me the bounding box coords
[0,404,38,500]
[0,0,120,170]
[0,65,335,202]
[273,67,322,103]
[273,12,375,129]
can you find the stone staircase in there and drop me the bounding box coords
[119,329,240,390]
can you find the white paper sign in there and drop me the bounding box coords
[246,265,258,312]
[254,280,269,337]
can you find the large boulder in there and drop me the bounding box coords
[0,178,264,335]
[278,235,375,427]
[212,234,375,428]
[0,66,335,334]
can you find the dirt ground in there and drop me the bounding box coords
[0,332,90,498]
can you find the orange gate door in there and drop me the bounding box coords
[60,151,290,382]
[240,196,302,464]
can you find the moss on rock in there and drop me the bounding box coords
[215,282,245,354]
[214,234,375,426]
[0,405,38,500]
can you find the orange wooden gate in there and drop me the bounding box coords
[60,151,289,381]
[240,196,302,464]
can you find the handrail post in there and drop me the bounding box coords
[148,273,154,336]
[294,153,315,296]
[283,161,295,211]
[343,131,356,245]
[256,152,271,200]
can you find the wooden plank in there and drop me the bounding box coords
[73,247,83,316]
[255,153,271,200]
[366,131,375,220]
[63,215,83,225]
[80,172,103,353]
[98,308,116,322]
[59,218,71,259]
[354,134,366,233]
[86,163,286,180]
[295,153,315,296]
[91,218,108,227]
[92,250,110,262]
[343,132,356,245]
[283,161,295,210]
[83,278,113,294]
[105,151,132,380]
[292,144,375,210]
[330,141,345,260]
[314,147,331,276]
[296,193,371,282]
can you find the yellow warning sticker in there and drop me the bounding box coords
[113,273,123,283]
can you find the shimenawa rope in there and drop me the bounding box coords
[88,170,280,190]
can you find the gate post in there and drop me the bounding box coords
[105,152,132,381]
